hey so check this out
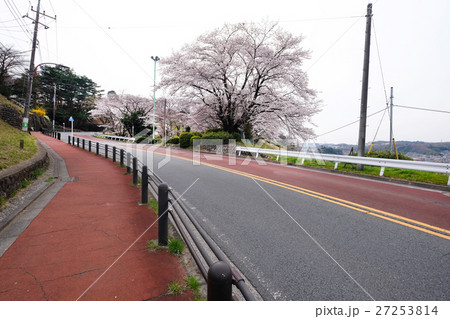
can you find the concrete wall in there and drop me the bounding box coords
[0,141,48,200]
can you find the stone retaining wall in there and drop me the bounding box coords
[0,104,23,129]
[0,141,48,200]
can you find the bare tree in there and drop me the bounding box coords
[159,21,321,139]
[0,45,25,96]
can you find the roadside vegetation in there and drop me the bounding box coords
[0,119,37,170]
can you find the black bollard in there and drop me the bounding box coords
[96,142,99,155]
[126,153,131,174]
[141,165,148,204]
[105,144,108,159]
[82,139,85,150]
[132,157,138,185]
[120,149,124,166]
[158,183,169,246]
[113,146,116,162]
[89,140,92,152]
[207,261,232,301]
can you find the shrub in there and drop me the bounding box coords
[205,127,222,133]
[201,131,235,144]
[168,136,179,144]
[179,131,202,148]
[366,150,413,160]
[135,136,147,143]
[190,135,202,146]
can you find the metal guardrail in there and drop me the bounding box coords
[94,134,135,143]
[45,131,256,300]
[236,146,450,185]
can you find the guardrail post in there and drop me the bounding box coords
[120,149,124,166]
[82,139,85,150]
[113,146,116,162]
[207,261,232,301]
[96,142,99,155]
[126,153,131,174]
[105,144,109,159]
[141,165,148,204]
[68,136,71,145]
[57,132,61,140]
[132,157,138,185]
[158,183,169,246]
[77,137,80,147]
[89,140,92,152]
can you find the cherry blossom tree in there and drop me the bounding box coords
[159,21,321,140]
[92,92,154,135]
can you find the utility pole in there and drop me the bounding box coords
[22,0,56,131]
[357,3,373,170]
[389,87,394,152]
[151,56,160,139]
[53,84,56,131]
[163,98,167,146]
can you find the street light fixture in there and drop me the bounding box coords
[151,56,160,140]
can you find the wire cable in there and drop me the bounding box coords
[71,0,153,81]
[306,14,364,72]
[317,107,387,137]
[394,104,450,114]
[372,18,389,107]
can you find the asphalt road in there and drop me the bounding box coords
[70,134,450,300]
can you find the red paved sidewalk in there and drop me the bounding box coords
[0,133,191,301]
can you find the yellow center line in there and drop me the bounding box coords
[148,149,450,241]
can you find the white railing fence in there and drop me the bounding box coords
[236,146,450,186]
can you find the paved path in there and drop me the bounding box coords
[0,133,191,301]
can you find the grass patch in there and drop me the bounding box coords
[45,177,54,182]
[0,119,37,170]
[167,281,184,295]
[185,275,204,301]
[0,197,6,207]
[148,199,158,215]
[146,239,162,252]
[168,238,185,255]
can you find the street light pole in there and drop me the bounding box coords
[151,56,160,140]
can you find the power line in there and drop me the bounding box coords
[71,0,153,81]
[3,0,33,41]
[372,18,389,107]
[317,107,387,137]
[394,104,450,114]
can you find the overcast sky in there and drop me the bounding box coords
[1,0,449,144]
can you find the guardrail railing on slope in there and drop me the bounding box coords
[236,146,450,186]
[45,131,256,300]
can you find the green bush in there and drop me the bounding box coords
[179,131,202,148]
[168,136,180,144]
[190,135,202,146]
[202,131,235,144]
[135,136,148,143]
[366,150,413,160]
[205,127,222,134]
